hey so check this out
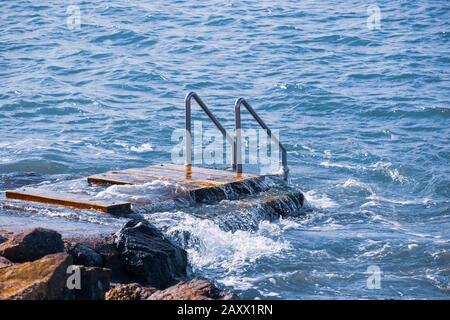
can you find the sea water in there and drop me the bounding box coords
[0,1,449,299]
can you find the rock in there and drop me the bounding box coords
[72,266,112,300]
[92,237,130,283]
[0,229,13,243]
[116,219,188,288]
[0,253,74,300]
[0,235,7,244]
[0,256,13,269]
[0,228,64,263]
[64,235,129,282]
[105,283,157,300]
[147,279,236,300]
[65,242,103,268]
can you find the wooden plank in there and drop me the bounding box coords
[4,164,267,213]
[5,188,132,216]
[158,163,256,178]
[103,166,249,183]
[124,167,236,183]
[87,173,152,186]
[87,164,257,188]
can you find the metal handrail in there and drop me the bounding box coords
[234,97,289,179]
[185,92,234,167]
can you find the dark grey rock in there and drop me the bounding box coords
[66,243,103,268]
[73,266,112,300]
[92,237,130,283]
[116,219,188,288]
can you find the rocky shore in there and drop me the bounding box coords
[0,219,235,300]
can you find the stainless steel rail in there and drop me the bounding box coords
[185,91,234,167]
[234,97,289,179]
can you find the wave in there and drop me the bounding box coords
[365,194,433,206]
[338,178,375,199]
[370,162,408,183]
[341,178,372,191]
[146,212,290,276]
[94,180,189,208]
[303,190,338,209]
[337,178,434,209]
[320,161,408,183]
[320,161,358,170]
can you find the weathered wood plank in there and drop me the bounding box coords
[5,188,132,216]
[158,163,256,179]
[5,164,266,213]
[87,164,257,188]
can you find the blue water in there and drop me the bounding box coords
[1,0,449,299]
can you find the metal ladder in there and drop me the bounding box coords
[184,92,289,179]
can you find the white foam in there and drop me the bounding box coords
[94,180,177,202]
[258,220,283,237]
[217,271,296,293]
[301,145,315,152]
[341,178,371,190]
[369,161,408,183]
[304,190,338,209]
[320,161,359,170]
[130,143,153,152]
[279,217,301,230]
[339,178,375,197]
[367,194,433,206]
[262,291,281,297]
[156,213,290,274]
[360,243,391,258]
[113,141,154,153]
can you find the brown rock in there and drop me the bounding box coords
[64,235,111,248]
[0,228,64,263]
[105,283,157,300]
[72,266,112,300]
[0,256,13,269]
[147,279,235,300]
[0,253,74,300]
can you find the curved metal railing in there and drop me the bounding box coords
[184,92,234,167]
[234,97,289,179]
